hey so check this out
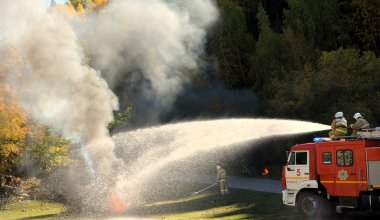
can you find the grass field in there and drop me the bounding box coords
[2,181,376,220]
[0,200,64,220]
[0,187,299,220]
[123,183,301,220]
[0,188,376,219]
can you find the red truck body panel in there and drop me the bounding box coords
[291,140,380,197]
[367,147,380,161]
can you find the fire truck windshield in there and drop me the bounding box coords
[287,151,308,165]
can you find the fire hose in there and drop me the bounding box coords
[190,182,217,196]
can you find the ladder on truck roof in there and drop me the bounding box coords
[357,127,380,140]
[313,127,380,142]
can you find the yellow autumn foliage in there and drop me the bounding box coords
[0,64,69,175]
[0,99,27,141]
[0,82,28,174]
[52,0,108,17]
[76,3,85,13]
[25,125,70,173]
[91,0,108,8]
[0,91,70,175]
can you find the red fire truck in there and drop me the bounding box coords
[282,129,380,217]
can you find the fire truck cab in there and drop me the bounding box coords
[282,129,380,217]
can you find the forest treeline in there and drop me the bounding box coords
[1,0,380,179]
[207,0,380,125]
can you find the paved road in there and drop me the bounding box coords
[225,175,281,193]
[170,172,282,194]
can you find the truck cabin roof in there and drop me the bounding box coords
[291,139,380,151]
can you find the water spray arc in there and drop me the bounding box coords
[68,135,97,183]
[113,118,330,203]
[80,147,97,183]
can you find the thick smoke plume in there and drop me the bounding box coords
[0,0,219,213]
[0,0,120,212]
[81,0,219,125]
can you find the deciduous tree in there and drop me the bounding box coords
[0,85,28,175]
[284,0,344,51]
[348,0,380,56]
[23,125,69,175]
[208,0,255,89]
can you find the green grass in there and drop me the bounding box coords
[0,200,64,220]
[124,186,300,220]
[0,182,300,220]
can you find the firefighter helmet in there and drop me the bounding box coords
[335,112,344,118]
[353,112,362,119]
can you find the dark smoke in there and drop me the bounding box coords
[78,0,219,127]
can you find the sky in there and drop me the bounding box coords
[44,0,67,8]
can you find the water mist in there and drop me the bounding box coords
[113,119,329,205]
[0,0,220,214]
[0,0,120,212]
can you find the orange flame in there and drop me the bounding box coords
[108,192,126,213]
[262,168,269,176]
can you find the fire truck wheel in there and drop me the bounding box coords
[296,191,324,218]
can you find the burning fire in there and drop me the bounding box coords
[108,192,126,213]
[262,168,269,176]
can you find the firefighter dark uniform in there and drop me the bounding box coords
[329,112,347,137]
[216,165,228,195]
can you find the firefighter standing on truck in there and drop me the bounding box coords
[216,165,228,195]
[329,112,348,137]
[349,112,369,136]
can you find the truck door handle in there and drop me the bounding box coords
[304,173,309,175]
[350,173,356,175]
[287,167,294,171]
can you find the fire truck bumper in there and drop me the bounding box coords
[282,190,296,206]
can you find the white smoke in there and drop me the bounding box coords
[0,0,120,198]
[0,0,219,213]
[81,0,219,123]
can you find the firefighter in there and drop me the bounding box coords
[216,165,228,195]
[328,112,347,137]
[349,113,369,136]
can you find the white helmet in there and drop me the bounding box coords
[335,112,344,118]
[353,112,362,119]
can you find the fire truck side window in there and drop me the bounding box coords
[296,152,308,165]
[344,151,353,166]
[322,152,332,164]
[288,152,295,165]
[336,150,353,166]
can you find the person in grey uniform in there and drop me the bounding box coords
[216,165,228,195]
[350,112,369,136]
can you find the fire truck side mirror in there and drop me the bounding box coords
[287,167,294,171]
[286,151,289,160]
